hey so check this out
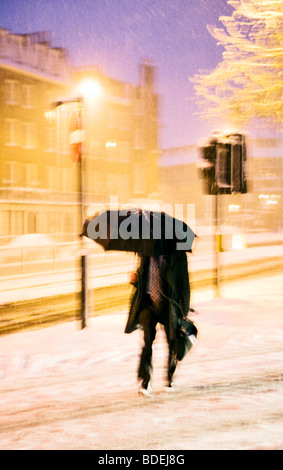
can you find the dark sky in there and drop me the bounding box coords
[1,0,234,148]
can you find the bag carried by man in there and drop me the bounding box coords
[175,317,198,361]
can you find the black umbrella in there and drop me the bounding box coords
[81,208,195,256]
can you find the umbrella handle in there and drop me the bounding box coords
[130,271,139,286]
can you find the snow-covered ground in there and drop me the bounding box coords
[1,231,283,304]
[0,273,282,450]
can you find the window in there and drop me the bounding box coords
[90,139,103,158]
[5,79,19,105]
[107,172,119,194]
[22,122,36,148]
[106,142,118,161]
[5,119,19,146]
[118,174,129,200]
[45,127,57,152]
[12,36,23,63]
[34,43,46,71]
[133,164,146,194]
[4,161,17,185]
[59,129,69,154]
[0,211,11,237]
[119,142,130,162]
[108,109,116,128]
[46,166,58,190]
[60,167,73,192]
[13,211,24,235]
[48,212,58,235]
[64,213,73,234]
[23,163,37,187]
[57,105,69,154]
[94,170,105,195]
[0,31,5,56]
[22,84,33,108]
[26,212,36,234]
[134,129,144,149]
[119,111,130,130]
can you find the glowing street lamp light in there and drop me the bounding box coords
[76,79,103,101]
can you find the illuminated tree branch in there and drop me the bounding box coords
[191,0,283,127]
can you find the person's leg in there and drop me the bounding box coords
[163,311,178,388]
[138,307,157,390]
[167,345,178,388]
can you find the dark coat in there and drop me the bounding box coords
[125,251,190,340]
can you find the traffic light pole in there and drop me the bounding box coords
[78,123,88,330]
[214,192,221,297]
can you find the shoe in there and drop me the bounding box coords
[138,382,153,398]
[164,382,178,392]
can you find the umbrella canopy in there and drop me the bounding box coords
[81,208,195,256]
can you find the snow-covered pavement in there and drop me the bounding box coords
[0,273,282,450]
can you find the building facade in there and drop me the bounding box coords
[0,29,160,244]
[72,61,159,212]
[0,29,72,242]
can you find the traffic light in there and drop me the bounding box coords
[197,142,218,195]
[198,132,247,195]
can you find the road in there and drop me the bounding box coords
[0,272,282,450]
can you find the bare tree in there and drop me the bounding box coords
[192,0,283,128]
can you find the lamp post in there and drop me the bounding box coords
[72,80,103,328]
[70,98,88,329]
[47,95,88,329]
[47,80,103,329]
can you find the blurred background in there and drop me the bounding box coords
[0,0,282,334]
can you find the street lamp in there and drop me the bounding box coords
[76,79,103,104]
[46,80,103,329]
[46,95,87,329]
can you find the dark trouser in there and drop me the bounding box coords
[138,297,178,388]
